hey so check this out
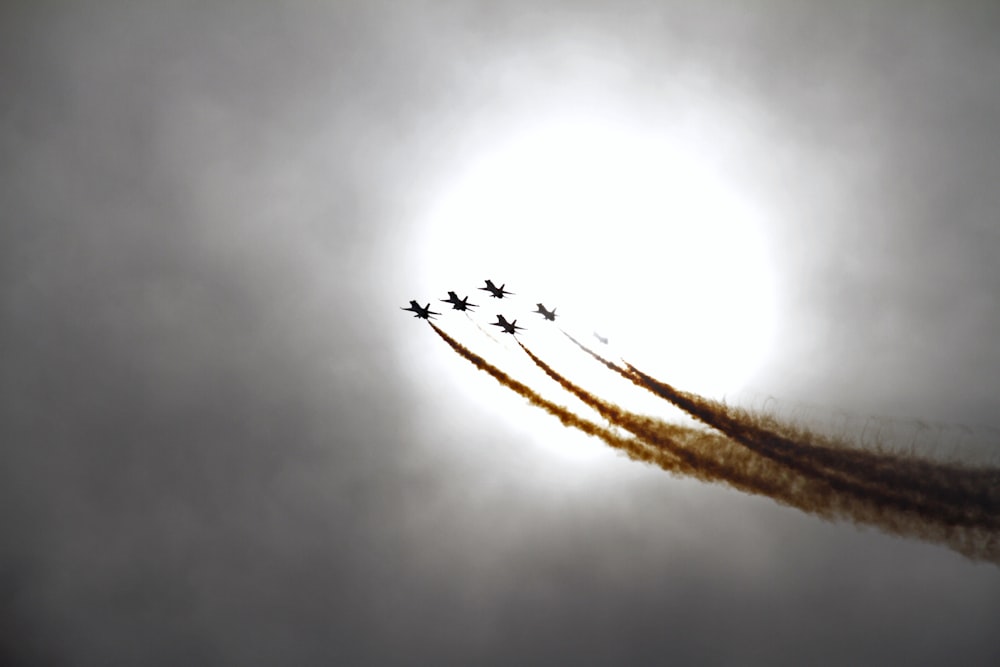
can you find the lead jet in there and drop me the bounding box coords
[491,314,525,335]
[479,279,513,299]
[593,332,609,345]
[441,291,478,311]
[533,303,557,321]
[400,300,440,319]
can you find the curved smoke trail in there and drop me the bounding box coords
[626,364,1000,529]
[520,339,1000,563]
[432,323,860,513]
[428,323,688,475]
[561,331,1000,531]
[424,322,1000,563]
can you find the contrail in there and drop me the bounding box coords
[428,323,689,476]
[466,312,503,344]
[553,332,1000,562]
[433,324,872,515]
[423,323,997,561]
[562,330,1000,530]
[522,340,901,516]
[518,341,837,506]
[627,363,1000,528]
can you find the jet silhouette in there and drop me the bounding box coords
[479,279,513,299]
[491,314,525,335]
[441,291,478,311]
[533,303,557,321]
[400,300,440,319]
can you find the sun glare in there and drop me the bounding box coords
[415,114,777,458]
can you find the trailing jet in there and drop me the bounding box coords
[441,291,478,311]
[593,332,609,344]
[491,314,525,335]
[479,279,513,299]
[533,303,557,321]
[400,300,440,319]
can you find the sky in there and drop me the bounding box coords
[2,1,1000,665]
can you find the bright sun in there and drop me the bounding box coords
[414,114,777,456]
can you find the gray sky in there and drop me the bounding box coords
[2,2,999,665]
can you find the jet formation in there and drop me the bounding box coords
[403,280,567,337]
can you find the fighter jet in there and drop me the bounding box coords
[533,303,557,321]
[593,332,609,344]
[491,314,525,335]
[441,291,478,311]
[479,279,513,299]
[400,300,440,319]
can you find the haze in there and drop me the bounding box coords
[2,2,999,665]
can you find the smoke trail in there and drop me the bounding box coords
[518,341,829,503]
[626,364,1000,530]
[425,325,998,561]
[522,340,888,517]
[427,323,690,475]
[466,312,504,344]
[562,330,1000,531]
[536,337,1000,562]
[431,324,886,518]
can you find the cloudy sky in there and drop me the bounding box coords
[3,1,999,664]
